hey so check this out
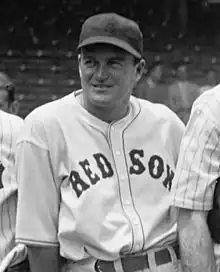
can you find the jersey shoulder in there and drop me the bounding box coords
[132,97,185,164]
[20,92,78,146]
[25,91,77,123]
[0,110,23,131]
[136,97,184,129]
[193,84,220,127]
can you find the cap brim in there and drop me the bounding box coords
[77,36,141,59]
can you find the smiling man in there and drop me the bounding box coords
[15,13,185,272]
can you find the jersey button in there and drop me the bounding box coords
[134,243,142,251]
[124,200,131,205]
[133,220,139,226]
[120,175,126,181]
[115,150,121,156]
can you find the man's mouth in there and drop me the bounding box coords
[92,84,111,88]
[92,85,113,91]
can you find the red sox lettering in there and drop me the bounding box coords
[68,149,174,198]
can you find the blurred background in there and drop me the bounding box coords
[0,0,220,123]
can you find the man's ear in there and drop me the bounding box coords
[78,54,81,64]
[78,54,82,78]
[9,100,20,115]
[136,59,146,82]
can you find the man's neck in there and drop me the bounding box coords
[78,94,130,123]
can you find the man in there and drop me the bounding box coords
[0,109,28,271]
[168,63,199,124]
[15,13,185,272]
[171,86,220,271]
[0,73,20,115]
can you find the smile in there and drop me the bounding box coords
[92,85,112,88]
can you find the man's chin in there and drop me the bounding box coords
[90,94,114,108]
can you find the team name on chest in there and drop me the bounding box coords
[68,149,174,198]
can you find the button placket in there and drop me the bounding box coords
[109,124,144,253]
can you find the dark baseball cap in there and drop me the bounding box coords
[77,13,143,59]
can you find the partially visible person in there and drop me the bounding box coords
[0,73,20,115]
[15,13,184,272]
[199,69,218,94]
[133,62,168,104]
[170,85,220,272]
[0,110,28,272]
[168,63,199,124]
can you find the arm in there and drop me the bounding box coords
[27,246,61,272]
[170,97,220,269]
[15,118,61,271]
[178,208,216,272]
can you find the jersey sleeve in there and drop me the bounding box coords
[171,102,220,211]
[15,116,60,247]
[169,109,185,167]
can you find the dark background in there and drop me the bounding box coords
[0,0,220,118]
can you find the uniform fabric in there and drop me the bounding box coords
[171,86,220,211]
[0,245,28,272]
[0,111,25,270]
[171,85,220,267]
[15,91,184,271]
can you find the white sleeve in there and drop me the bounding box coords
[170,110,185,167]
[171,104,220,211]
[15,118,60,247]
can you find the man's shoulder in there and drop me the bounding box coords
[193,84,220,126]
[138,97,177,118]
[0,112,23,143]
[135,97,184,128]
[133,98,185,157]
[194,84,220,110]
[0,110,23,126]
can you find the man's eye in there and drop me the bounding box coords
[84,60,95,67]
[109,61,122,67]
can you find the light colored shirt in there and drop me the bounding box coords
[0,111,24,267]
[171,84,220,266]
[15,91,184,271]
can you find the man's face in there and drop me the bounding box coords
[78,44,144,108]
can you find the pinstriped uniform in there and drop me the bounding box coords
[171,85,220,266]
[0,110,24,268]
[171,86,220,211]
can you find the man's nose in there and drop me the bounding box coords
[96,63,108,81]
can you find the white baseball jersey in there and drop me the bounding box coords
[171,85,220,210]
[0,110,24,268]
[170,85,220,266]
[15,90,184,271]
